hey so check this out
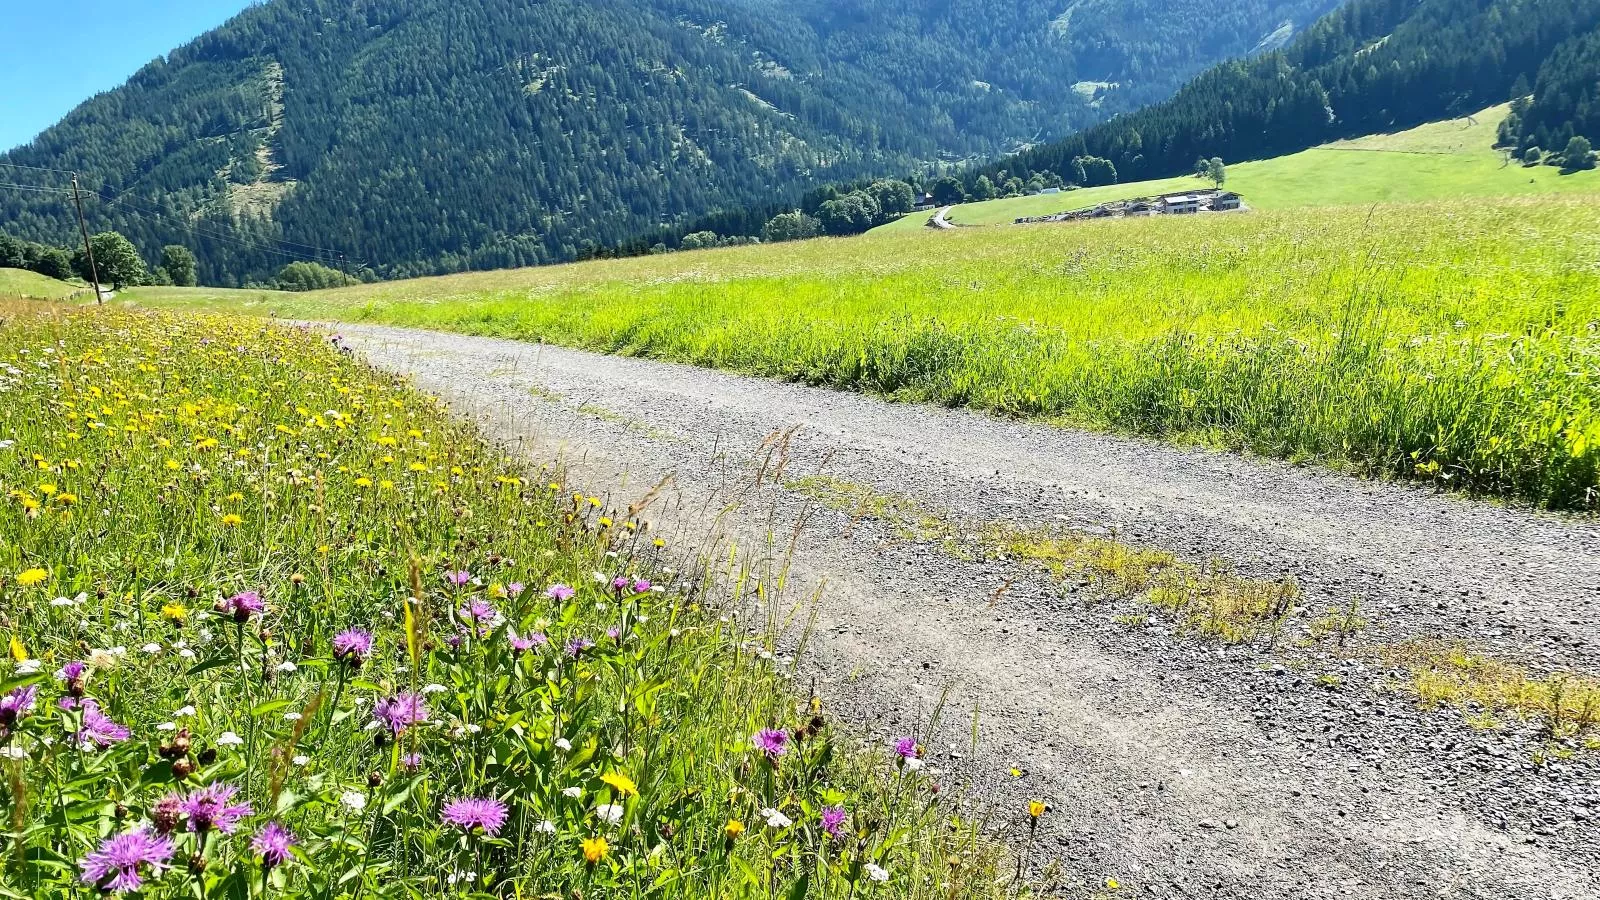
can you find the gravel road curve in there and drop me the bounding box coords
[330,323,1599,900]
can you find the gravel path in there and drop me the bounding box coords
[332,323,1600,900]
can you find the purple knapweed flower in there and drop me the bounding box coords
[507,582,526,597]
[373,692,429,735]
[509,632,548,654]
[400,752,423,772]
[252,821,296,870]
[56,660,86,682]
[632,578,651,594]
[0,684,38,729]
[610,576,630,593]
[179,782,253,834]
[75,699,130,748]
[332,628,375,667]
[545,584,575,601]
[79,828,175,894]
[445,632,464,651]
[753,728,789,759]
[444,570,472,587]
[565,637,594,658]
[605,627,621,641]
[821,806,848,837]
[224,591,264,622]
[893,737,918,759]
[441,797,509,836]
[459,598,497,623]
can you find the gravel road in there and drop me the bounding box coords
[331,323,1600,900]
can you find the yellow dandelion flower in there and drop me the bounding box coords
[408,462,427,472]
[37,483,56,496]
[724,819,744,840]
[581,835,608,864]
[355,477,373,488]
[221,513,243,527]
[164,459,181,471]
[653,538,666,548]
[379,479,395,490]
[16,568,49,588]
[600,773,637,797]
[1028,800,1046,819]
[161,603,188,622]
[55,493,78,506]
[1106,877,1121,891]
[598,517,613,528]
[226,492,244,502]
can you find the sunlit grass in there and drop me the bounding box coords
[140,196,1600,508]
[0,305,1014,898]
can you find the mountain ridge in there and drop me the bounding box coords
[0,0,1339,283]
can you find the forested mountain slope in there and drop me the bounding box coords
[0,0,1338,283]
[978,0,1600,188]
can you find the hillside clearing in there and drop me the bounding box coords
[880,104,1600,229]
[0,267,83,300]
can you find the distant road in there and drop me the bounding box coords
[334,323,1600,900]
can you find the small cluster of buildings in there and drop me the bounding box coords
[1014,188,1242,225]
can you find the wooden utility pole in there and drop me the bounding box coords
[70,174,103,304]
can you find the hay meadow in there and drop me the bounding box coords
[131,197,1600,509]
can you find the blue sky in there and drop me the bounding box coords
[0,0,254,152]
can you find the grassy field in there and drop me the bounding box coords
[0,268,83,300]
[132,196,1600,508]
[0,303,1014,898]
[879,104,1600,229]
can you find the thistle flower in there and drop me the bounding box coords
[508,631,548,654]
[444,570,472,587]
[0,684,37,730]
[610,576,630,593]
[753,728,788,759]
[179,782,253,834]
[631,578,651,593]
[441,797,509,836]
[459,598,497,623]
[507,582,526,597]
[545,584,575,601]
[821,806,848,837]
[79,828,175,893]
[373,693,429,735]
[251,821,296,870]
[565,637,594,658]
[223,591,263,622]
[893,736,918,759]
[331,628,374,666]
[75,699,130,748]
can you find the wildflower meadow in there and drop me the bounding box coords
[0,303,1010,898]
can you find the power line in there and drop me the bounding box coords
[0,161,82,176]
[0,180,76,196]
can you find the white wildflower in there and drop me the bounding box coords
[596,804,624,825]
[341,791,368,812]
[762,808,792,829]
[865,863,889,882]
[217,731,245,747]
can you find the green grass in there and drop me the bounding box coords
[139,195,1600,508]
[0,303,1014,899]
[879,104,1600,229]
[0,268,83,300]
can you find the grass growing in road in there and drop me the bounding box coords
[136,196,1600,508]
[0,303,1010,899]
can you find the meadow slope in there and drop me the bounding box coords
[130,197,1600,508]
[883,104,1600,229]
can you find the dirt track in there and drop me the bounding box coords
[331,323,1600,900]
